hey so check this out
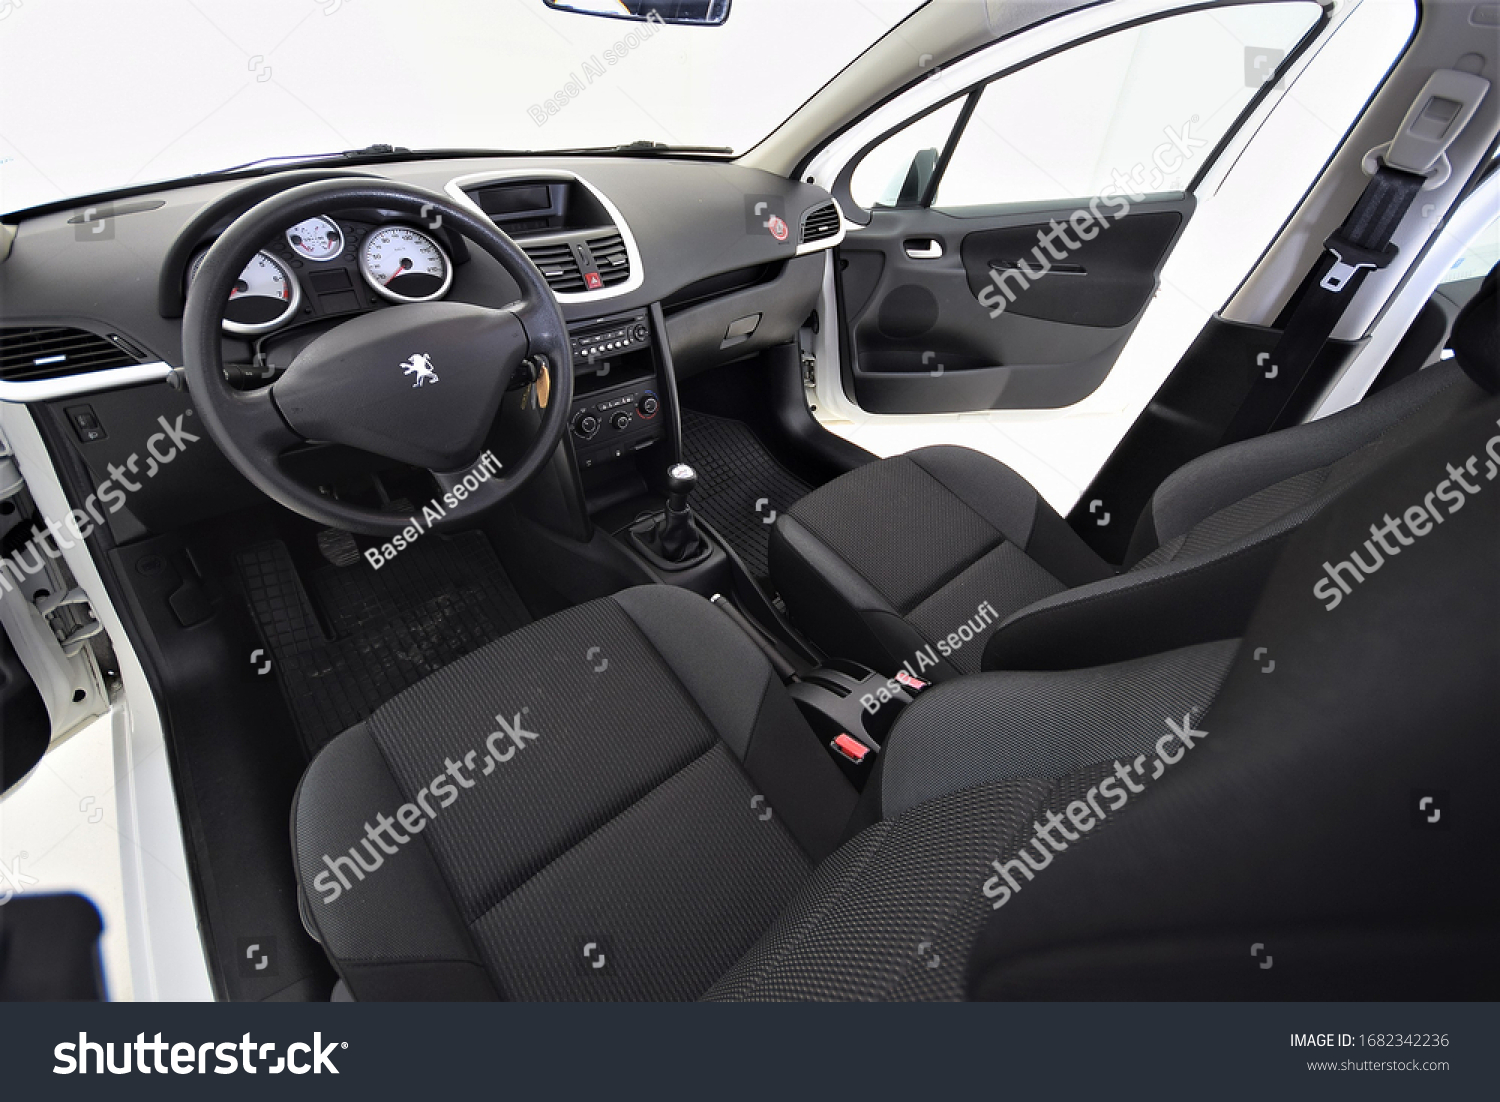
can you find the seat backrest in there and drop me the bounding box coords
[1132,260,1500,564]
[979,263,1500,673]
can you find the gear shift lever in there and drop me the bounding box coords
[631,462,709,567]
[652,462,706,563]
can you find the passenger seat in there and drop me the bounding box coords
[771,265,1499,678]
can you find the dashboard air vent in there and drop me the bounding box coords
[0,327,137,383]
[800,202,841,245]
[586,233,631,287]
[520,241,587,294]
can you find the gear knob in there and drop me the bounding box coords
[667,463,697,498]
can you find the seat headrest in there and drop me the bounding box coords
[1450,261,1499,394]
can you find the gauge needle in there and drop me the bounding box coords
[384,258,413,285]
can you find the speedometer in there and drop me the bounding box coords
[359,226,452,303]
[285,216,344,262]
[188,249,302,335]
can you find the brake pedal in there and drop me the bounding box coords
[316,527,361,568]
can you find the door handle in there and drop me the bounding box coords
[904,238,944,260]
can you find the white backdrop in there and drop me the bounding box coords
[0,0,922,214]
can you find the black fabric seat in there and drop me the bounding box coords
[292,271,1498,1001]
[292,586,857,1001]
[770,268,1500,679]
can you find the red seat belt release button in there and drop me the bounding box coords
[831,733,870,763]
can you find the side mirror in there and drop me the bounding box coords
[542,0,731,27]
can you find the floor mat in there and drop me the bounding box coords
[237,531,532,754]
[680,410,814,580]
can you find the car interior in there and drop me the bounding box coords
[0,0,1496,1007]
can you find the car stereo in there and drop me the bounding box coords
[566,310,664,468]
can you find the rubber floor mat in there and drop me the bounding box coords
[237,532,532,755]
[680,410,813,580]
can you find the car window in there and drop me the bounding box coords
[1440,210,1500,285]
[935,2,1322,209]
[849,99,966,210]
[849,2,1321,214]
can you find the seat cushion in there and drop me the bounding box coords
[770,445,1109,678]
[704,639,1242,1001]
[292,585,857,1001]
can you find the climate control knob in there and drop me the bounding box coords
[573,412,600,438]
[639,395,659,417]
[611,411,633,431]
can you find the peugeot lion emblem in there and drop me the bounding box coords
[401,353,439,387]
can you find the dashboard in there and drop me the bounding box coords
[1,155,842,394]
[0,153,845,534]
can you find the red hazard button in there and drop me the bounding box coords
[584,271,604,290]
[830,733,870,763]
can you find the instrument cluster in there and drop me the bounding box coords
[187,215,454,336]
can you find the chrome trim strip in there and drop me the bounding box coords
[0,361,174,404]
[444,168,646,303]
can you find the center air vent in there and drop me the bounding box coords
[800,202,841,245]
[0,327,137,383]
[520,241,586,294]
[585,233,631,287]
[520,232,633,296]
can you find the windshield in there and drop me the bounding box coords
[0,0,927,216]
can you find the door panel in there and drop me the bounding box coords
[841,196,1192,413]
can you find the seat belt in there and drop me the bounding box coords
[1221,69,1490,444]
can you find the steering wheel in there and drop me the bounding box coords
[182,178,572,536]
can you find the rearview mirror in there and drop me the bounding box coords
[542,0,731,26]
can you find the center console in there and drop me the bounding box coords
[565,309,665,469]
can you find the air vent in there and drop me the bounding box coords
[800,202,841,245]
[0,327,137,383]
[585,233,633,289]
[520,241,587,294]
[586,233,631,287]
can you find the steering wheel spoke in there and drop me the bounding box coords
[430,456,512,525]
[235,384,305,455]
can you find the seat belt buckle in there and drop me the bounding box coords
[1319,236,1398,293]
[894,670,930,694]
[830,733,872,764]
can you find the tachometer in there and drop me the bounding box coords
[285,216,344,262]
[359,225,452,303]
[188,249,302,335]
